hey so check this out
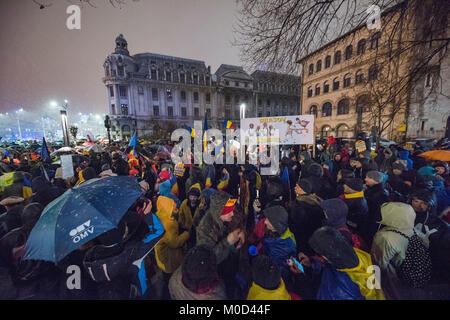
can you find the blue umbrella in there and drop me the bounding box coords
[24,176,142,263]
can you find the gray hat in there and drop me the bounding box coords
[366,170,384,184]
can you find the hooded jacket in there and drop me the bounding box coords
[196,191,242,264]
[192,188,217,228]
[398,150,413,170]
[247,279,291,300]
[365,183,390,245]
[154,196,189,274]
[371,202,416,278]
[185,167,205,192]
[341,191,369,237]
[177,183,201,232]
[158,179,181,208]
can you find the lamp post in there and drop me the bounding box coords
[15,108,24,141]
[51,100,70,146]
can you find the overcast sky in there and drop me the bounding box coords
[0,0,242,116]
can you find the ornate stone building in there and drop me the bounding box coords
[103,35,301,140]
[297,1,449,142]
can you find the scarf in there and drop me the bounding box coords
[344,191,365,199]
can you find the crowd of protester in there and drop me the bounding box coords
[0,135,449,300]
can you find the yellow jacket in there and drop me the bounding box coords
[155,196,190,274]
[247,279,291,300]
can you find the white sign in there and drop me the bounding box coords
[61,154,74,179]
[241,115,314,145]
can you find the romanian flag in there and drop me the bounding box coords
[41,137,50,161]
[221,198,237,216]
[129,131,137,148]
[217,170,229,191]
[223,120,235,130]
[22,175,33,199]
[186,126,196,138]
[4,149,11,163]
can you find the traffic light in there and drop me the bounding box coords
[104,115,111,129]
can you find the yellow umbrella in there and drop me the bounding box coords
[419,150,450,162]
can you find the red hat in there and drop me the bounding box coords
[221,198,237,216]
[158,170,170,182]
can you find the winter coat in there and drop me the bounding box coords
[196,191,244,264]
[0,205,24,240]
[340,148,350,166]
[158,180,181,208]
[169,266,227,300]
[365,183,390,245]
[192,188,217,228]
[289,194,324,255]
[341,192,369,238]
[387,173,411,202]
[247,279,291,300]
[82,211,164,298]
[371,202,417,299]
[155,196,189,274]
[177,184,201,232]
[398,150,413,171]
[414,211,450,283]
[315,248,385,300]
[262,229,297,282]
[111,158,129,176]
[304,175,334,200]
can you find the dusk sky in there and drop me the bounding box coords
[0,0,242,116]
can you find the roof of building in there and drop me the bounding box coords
[296,1,406,64]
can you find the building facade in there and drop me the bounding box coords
[103,35,301,140]
[298,1,449,142]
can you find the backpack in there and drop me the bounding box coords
[387,229,432,288]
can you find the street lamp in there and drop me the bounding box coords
[15,108,23,140]
[51,100,70,146]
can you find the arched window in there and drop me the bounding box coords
[325,55,331,68]
[345,45,353,60]
[323,81,330,93]
[307,87,313,97]
[356,95,370,113]
[343,73,351,88]
[322,102,332,117]
[371,32,381,49]
[309,105,318,118]
[355,69,364,84]
[368,65,378,81]
[334,51,341,65]
[122,125,131,132]
[336,124,351,138]
[357,39,366,55]
[315,84,320,96]
[321,125,332,138]
[337,99,350,115]
[309,64,314,75]
[316,60,322,72]
[333,77,340,91]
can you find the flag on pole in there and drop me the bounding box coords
[41,137,50,161]
[23,175,33,199]
[129,131,137,148]
[205,165,214,189]
[186,126,196,138]
[281,166,291,201]
[223,120,235,130]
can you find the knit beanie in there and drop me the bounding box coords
[296,178,312,194]
[308,226,359,269]
[366,170,384,184]
[182,245,219,294]
[344,178,364,192]
[158,170,171,182]
[251,255,281,290]
[262,205,289,235]
[321,199,348,229]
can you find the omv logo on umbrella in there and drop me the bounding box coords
[70,220,95,243]
[24,176,143,263]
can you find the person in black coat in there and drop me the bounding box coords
[334,169,355,198]
[289,179,324,256]
[341,178,369,239]
[386,162,412,202]
[111,153,129,176]
[364,170,390,246]
[304,163,334,200]
[409,188,450,286]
